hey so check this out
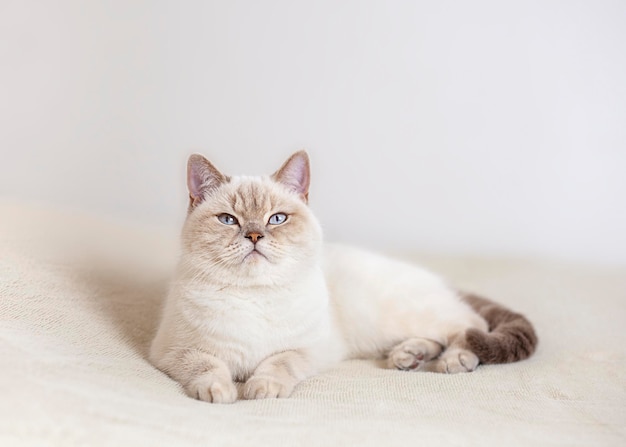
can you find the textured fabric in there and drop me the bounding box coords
[1,200,625,446]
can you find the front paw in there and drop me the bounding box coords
[186,373,238,404]
[243,376,294,400]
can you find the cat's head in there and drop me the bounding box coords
[180,151,322,287]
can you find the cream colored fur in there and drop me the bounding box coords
[149,152,489,403]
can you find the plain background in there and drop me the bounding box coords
[1,1,625,265]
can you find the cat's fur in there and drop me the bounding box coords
[149,151,537,403]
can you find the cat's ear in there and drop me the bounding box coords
[187,154,226,209]
[272,151,310,203]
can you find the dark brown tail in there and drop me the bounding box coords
[461,293,538,364]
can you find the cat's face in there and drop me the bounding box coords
[181,152,322,287]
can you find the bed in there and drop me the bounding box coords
[1,200,624,446]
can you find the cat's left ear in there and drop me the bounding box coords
[187,154,226,210]
[272,151,310,203]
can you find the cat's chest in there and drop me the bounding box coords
[181,287,326,347]
[191,293,290,333]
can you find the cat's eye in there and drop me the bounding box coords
[217,213,238,225]
[268,213,288,225]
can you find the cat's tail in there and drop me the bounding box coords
[461,293,538,364]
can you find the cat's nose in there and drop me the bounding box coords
[245,232,264,243]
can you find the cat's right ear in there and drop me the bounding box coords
[272,151,311,203]
[187,154,226,209]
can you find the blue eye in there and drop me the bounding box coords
[268,213,288,225]
[217,213,238,225]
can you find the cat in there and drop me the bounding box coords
[149,151,537,403]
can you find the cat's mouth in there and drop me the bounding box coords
[243,248,268,263]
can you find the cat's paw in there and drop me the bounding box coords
[425,348,479,374]
[243,376,294,400]
[389,347,426,371]
[388,338,443,371]
[185,373,238,404]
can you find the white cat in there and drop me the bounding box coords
[149,151,537,403]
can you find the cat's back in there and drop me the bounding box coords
[322,243,448,298]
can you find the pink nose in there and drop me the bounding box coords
[245,232,264,243]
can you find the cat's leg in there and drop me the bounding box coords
[243,350,311,399]
[167,349,238,403]
[387,337,443,371]
[422,335,479,374]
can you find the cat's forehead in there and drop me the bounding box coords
[220,176,290,216]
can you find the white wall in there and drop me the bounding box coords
[1,1,625,264]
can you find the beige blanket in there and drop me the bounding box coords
[1,200,624,446]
